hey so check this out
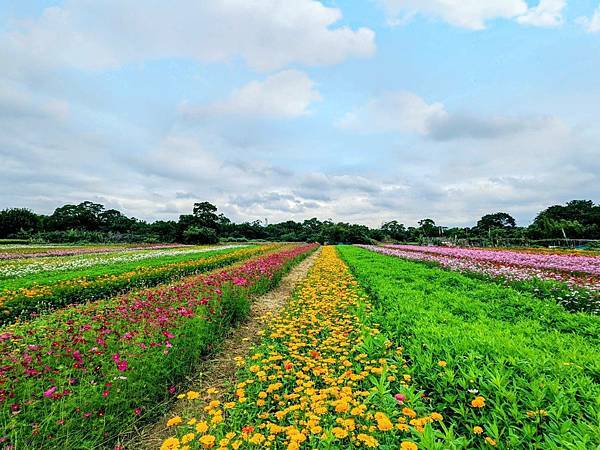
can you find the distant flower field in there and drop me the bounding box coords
[360,244,600,313]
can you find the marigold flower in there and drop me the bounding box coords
[438,360,447,367]
[160,437,180,450]
[471,396,486,408]
[198,434,216,448]
[485,437,497,446]
[473,426,484,435]
[166,416,182,427]
[332,427,348,439]
[401,442,418,450]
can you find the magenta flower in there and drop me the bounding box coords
[43,386,57,398]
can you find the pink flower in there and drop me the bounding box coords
[102,390,110,397]
[44,386,57,398]
[394,393,406,404]
[116,359,127,371]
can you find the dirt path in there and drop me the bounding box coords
[125,247,321,449]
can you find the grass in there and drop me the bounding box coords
[338,245,600,449]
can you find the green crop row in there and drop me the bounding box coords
[338,245,600,449]
[0,246,272,324]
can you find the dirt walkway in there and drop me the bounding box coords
[125,247,321,449]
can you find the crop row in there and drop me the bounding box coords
[0,245,268,324]
[0,245,245,279]
[0,243,317,448]
[361,245,599,313]
[383,244,600,277]
[0,243,187,260]
[339,246,600,448]
[161,246,443,450]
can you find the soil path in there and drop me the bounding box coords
[126,247,321,449]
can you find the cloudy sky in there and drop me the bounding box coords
[1,0,599,227]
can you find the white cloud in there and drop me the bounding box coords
[180,70,321,118]
[377,0,528,30]
[3,0,375,72]
[337,91,561,141]
[517,0,566,27]
[378,0,567,29]
[577,4,600,33]
[337,91,446,134]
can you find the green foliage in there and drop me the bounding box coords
[338,246,600,448]
[182,226,219,244]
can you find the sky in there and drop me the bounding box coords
[1,0,599,228]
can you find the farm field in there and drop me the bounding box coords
[1,243,599,449]
[361,244,600,314]
[0,244,256,323]
[159,245,600,450]
[0,243,316,448]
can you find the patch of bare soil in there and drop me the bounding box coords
[124,247,321,449]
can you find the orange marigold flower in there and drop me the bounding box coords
[401,442,418,450]
[166,416,182,427]
[471,396,486,408]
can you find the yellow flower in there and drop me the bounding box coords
[374,412,393,431]
[181,433,195,444]
[248,433,265,445]
[471,396,486,408]
[401,442,418,450]
[473,426,484,435]
[166,416,182,427]
[431,412,443,421]
[402,407,417,418]
[198,434,216,449]
[357,433,379,447]
[195,421,209,433]
[332,427,348,439]
[485,437,497,446]
[186,390,200,400]
[438,360,447,367]
[160,437,180,450]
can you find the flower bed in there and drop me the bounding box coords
[360,245,600,313]
[0,246,265,323]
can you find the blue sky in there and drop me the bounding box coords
[1,0,599,227]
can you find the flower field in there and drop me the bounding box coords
[0,243,187,260]
[360,245,600,313]
[338,246,600,448]
[2,242,599,449]
[0,243,316,448]
[160,246,442,450]
[0,245,260,323]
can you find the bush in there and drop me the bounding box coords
[182,226,219,244]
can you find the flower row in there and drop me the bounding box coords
[0,246,266,323]
[0,243,188,260]
[0,245,245,278]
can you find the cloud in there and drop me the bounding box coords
[577,4,600,33]
[0,79,69,120]
[3,0,375,72]
[377,0,528,30]
[517,0,566,27]
[180,70,321,119]
[377,0,567,29]
[337,91,560,141]
[336,91,446,134]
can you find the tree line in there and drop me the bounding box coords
[0,199,599,246]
